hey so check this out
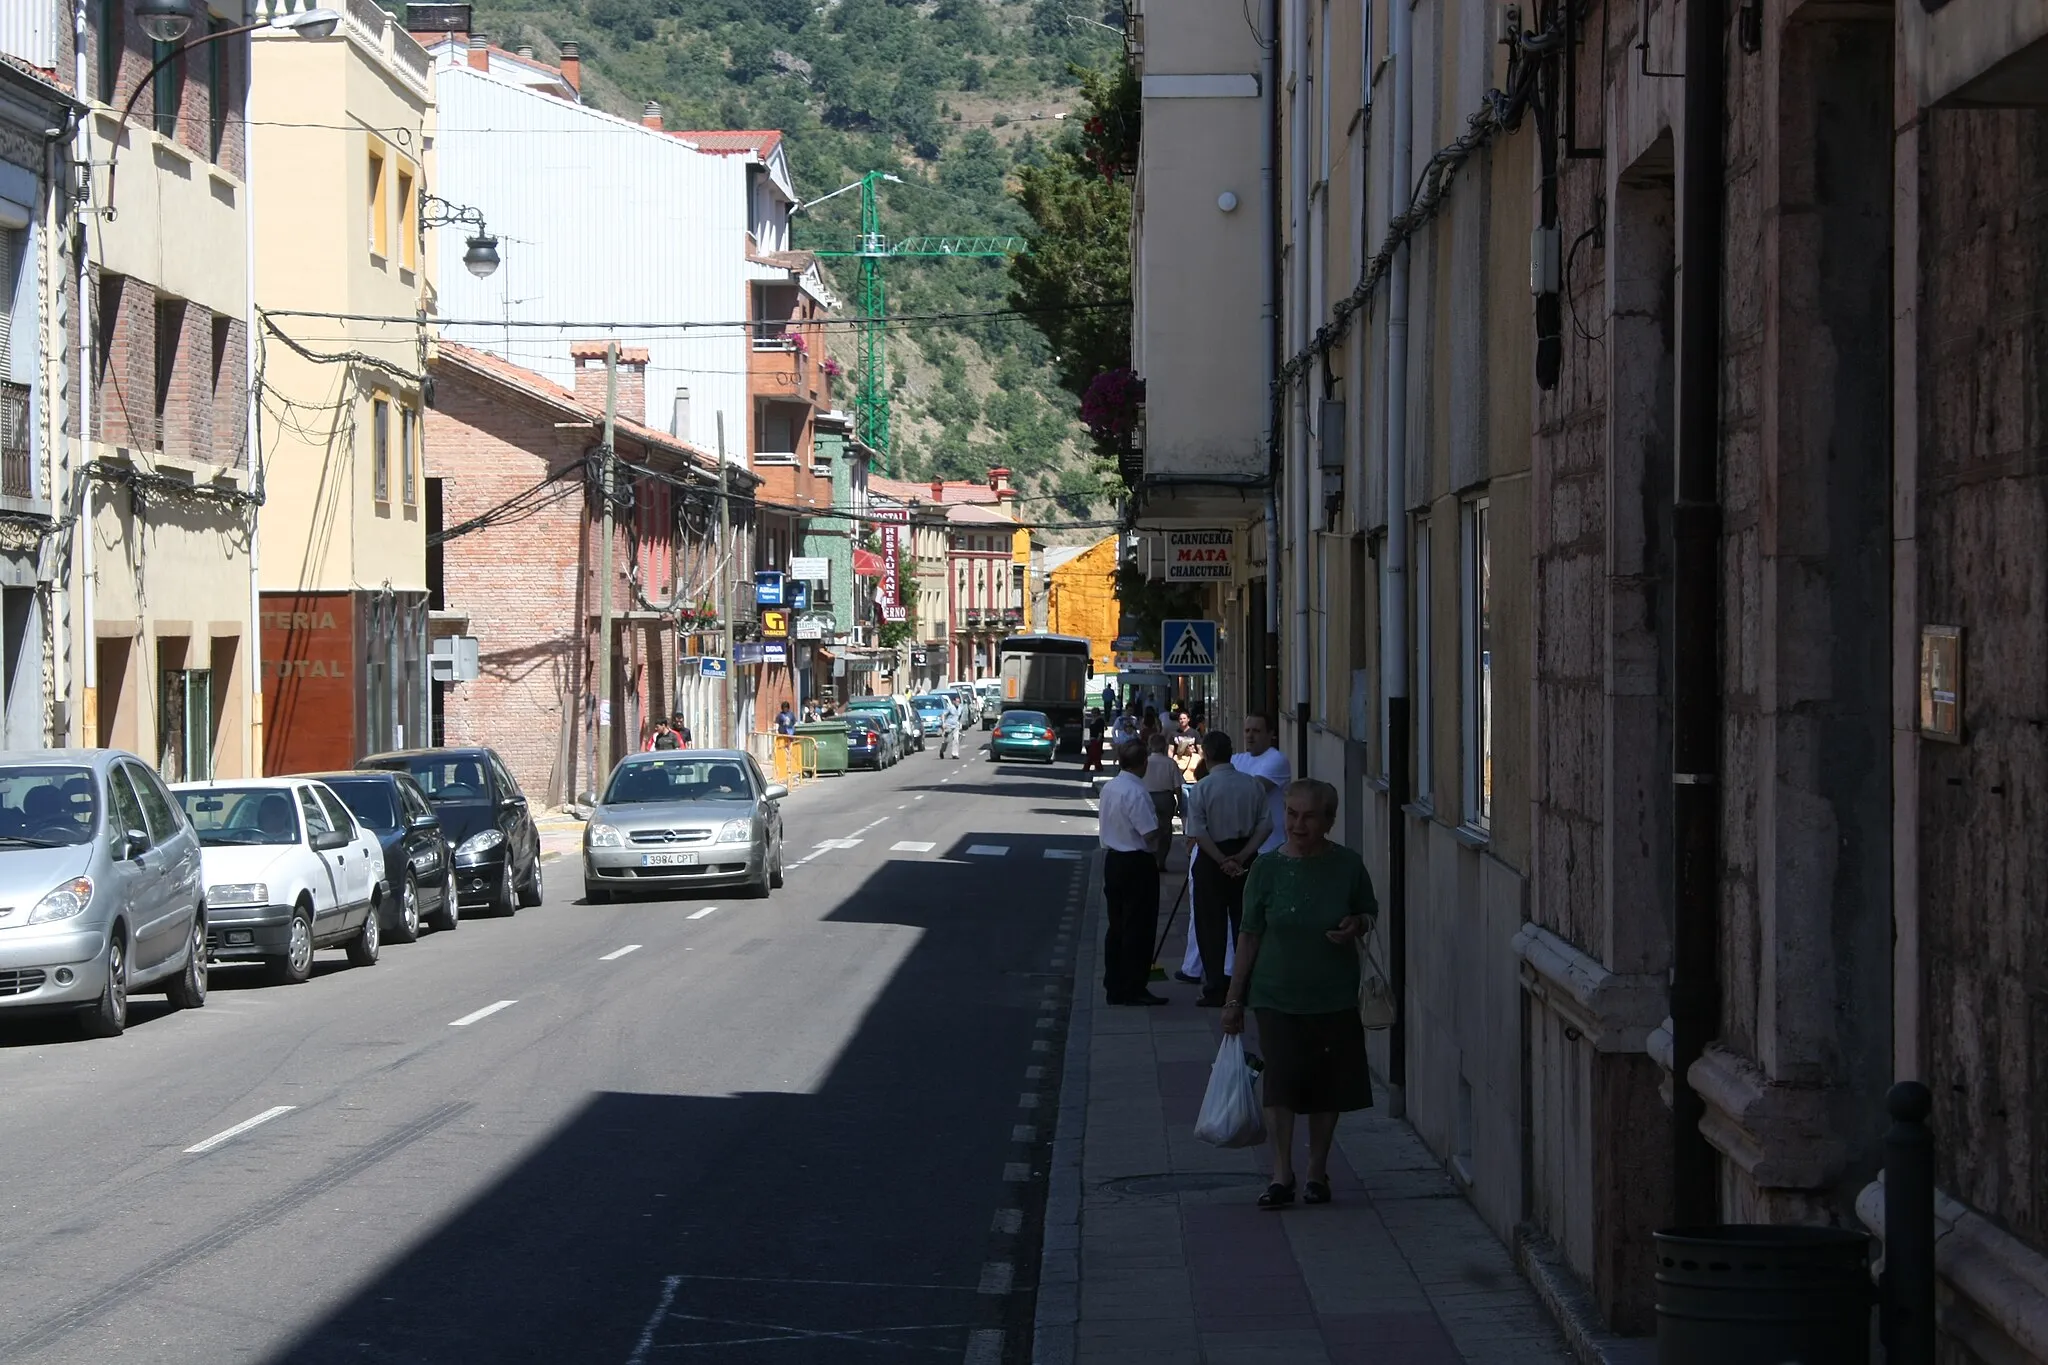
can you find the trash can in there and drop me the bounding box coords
[1654,1226,1871,1365]
[797,720,849,775]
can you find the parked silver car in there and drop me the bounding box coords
[582,750,787,902]
[0,749,208,1037]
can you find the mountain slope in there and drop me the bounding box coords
[465,0,1125,524]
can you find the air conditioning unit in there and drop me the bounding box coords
[429,635,479,682]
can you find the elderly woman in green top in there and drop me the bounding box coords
[1221,777,1377,1209]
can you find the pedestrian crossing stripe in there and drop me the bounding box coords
[966,845,1009,856]
[891,840,936,852]
[1043,849,1084,860]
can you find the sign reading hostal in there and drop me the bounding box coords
[1165,530,1234,581]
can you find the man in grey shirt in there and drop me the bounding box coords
[1183,730,1272,1005]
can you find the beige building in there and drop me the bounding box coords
[249,0,437,774]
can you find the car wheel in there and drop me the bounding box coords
[491,866,517,917]
[269,905,315,986]
[429,867,460,932]
[769,842,785,889]
[79,931,128,1038]
[746,859,771,899]
[390,877,422,944]
[165,916,208,1010]
[517,855,544,908]
[346,898,381,967]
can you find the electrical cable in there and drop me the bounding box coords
[260,300,1129,333]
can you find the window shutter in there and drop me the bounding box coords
[0,227,18,375]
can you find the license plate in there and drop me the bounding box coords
[642,852,698,867]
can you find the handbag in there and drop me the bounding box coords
[1358,932,1397,1031]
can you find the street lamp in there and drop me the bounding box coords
[104,7,339,211]
[421,192,501,279]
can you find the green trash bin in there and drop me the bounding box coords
[1654,1225,1872,1365]
[797,720,849,775]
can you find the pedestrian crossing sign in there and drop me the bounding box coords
[1161,619,1218,676]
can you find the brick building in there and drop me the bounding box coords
[426,343,756,804]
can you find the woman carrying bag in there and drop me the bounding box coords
[1219,778,1378,1209]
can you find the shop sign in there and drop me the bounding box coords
[1165,529,1235,581]
[795,615,828,641]
[754,571,785,606]
[734,642,789,665]
[761,608,790,638]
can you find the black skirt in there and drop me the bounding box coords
[1253,1007,1373,1114]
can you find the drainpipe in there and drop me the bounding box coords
[1381,0,1413,1094]
[1670,0,1726,1228]
[1261,0,1280,728]
[1286,0,1310,774]
[244,31,263,774]
[72,0,93,746]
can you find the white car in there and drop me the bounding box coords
[170,778,387,984]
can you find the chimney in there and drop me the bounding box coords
[671,388,691,439]
[466,33,489,70]
[642,101,663,130]
[517,44,534,58]
[559,40,580,94]
[988,466,1015,501]
[570,342,649,427]
[930,479,944,504]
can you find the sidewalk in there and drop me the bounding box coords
[1036,844,1575,1365]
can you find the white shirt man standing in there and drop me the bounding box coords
[940,697,963,759]
[1231,712,1292,855]
[1097,741,1166,1006]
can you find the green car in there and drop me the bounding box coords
[991,710,1058,764]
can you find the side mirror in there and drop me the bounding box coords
[764,783,789,802]
[500,793,527,808]
[311,829,350,852]
[121,828,148,859]
[408,812,439,832]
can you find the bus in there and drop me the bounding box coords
[998,633,1093,751]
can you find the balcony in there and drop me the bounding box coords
[0,382,29,501]
[1905,0,2048,106]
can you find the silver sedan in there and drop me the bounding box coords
[582,750,787,903]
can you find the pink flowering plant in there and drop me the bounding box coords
[1080,368,1145,446]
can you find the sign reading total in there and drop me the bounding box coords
[1165,529,1235,581]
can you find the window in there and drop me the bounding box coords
[99,0,122,104]
[400,405,417,506]
[315,787,358,840]
[1414,518,1432,802]
[367,148,387,257]
[298,786,333,837]
[151,38,182,139]
[371,396,391,502]
[396,168,416,270]
[158,667,212,782]
[108,765,148,847]
[153,296,183,449]
[206,16,229,161]
[125,760,178,844]
[1460,498,1491,832]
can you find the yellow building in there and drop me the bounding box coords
[249,4,436,772]
[1043,535,1120,676]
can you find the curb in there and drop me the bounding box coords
[1032,846,1101,1365]
[1515,1227,1657,1365]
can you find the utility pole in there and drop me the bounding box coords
[596,342,618,784]
[716,412,733,748]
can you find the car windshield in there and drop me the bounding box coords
[176,787,300,846]
[322,778,398,831]
[1001,712,1050,727]
[379,756,491,803]
[602,758,754,805]
[912,695,948,711]
[0,766,99,847]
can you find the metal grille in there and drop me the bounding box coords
[0,967,48,996]
[0,380,28,499]
[629,828,711,845]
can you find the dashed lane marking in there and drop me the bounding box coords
[184,1105,296,1155]
[965,1329,1005,1365]
[1012,1125,1036,1142]
[891,841,937,853]
[1043,849,1083,860]
[977,1263,1014,1295]
[1002,1162,1031,1181]
[687,906,719,920]
[814,838,862,850]
[449,1000,518,1027]
[600,944,643,961]
[991,1208,1023,1235]
[965,845,1008,857]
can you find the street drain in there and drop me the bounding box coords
[1101,1172,1262,1198]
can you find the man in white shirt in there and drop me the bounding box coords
[940,697,963,759]
[1097,741,1166,1006]
[1231,712,1292,855]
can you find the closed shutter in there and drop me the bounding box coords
[0,226,18,375]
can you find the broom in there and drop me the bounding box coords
[1148,874,1190,982]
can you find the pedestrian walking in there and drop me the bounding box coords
[1184,730,1272,1005]
[1110,705,1141,749]
[775,702,797,736]
[941,695,964,759]
[1232,713,1292,856]
[1082,711,1106,773]
[1103,681,1119,716]
[1220,779,1377,1209]
[1098,742,1166,1007]
[645,718,682,752]
[1142,733,1182,869]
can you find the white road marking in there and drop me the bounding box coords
[1025,1065,1045,1080]
[965,845,1008,857]
[1018,1093,1040,1109]
[978,1263,1015,1295]
[891,840,936,853]
[1043,849,1083,860]
[1002,1162,1032,1181]
[449,1000,518,1027]
[601,944,643,961]
[814,838,862,850]
[687,906,719,920]
[965,1329,1005,1365]
[184,1105,296,1155]
[991,1208,1023,1235]
[1031,1040,1050,1053]
[625,1274,682,1365]
[898,804,908,810]
[848,817,891,836]
[1012,1124,1036,1142]
[914,794,927,800]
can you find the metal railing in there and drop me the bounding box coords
[750,731,817,787]
[0,381,30,500]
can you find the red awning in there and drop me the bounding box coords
[852,548,883,576]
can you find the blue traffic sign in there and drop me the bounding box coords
[790,580,811,611]
[700,657,729,678]
[1161,619,1218,676]
[754,571,785,606]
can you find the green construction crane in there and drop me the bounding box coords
[802,171,1025,474]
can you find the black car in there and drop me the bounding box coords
[358,747,543,916]
[308,769,459,941]
[845,716,888,770]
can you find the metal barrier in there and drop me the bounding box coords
[753,732,818,787]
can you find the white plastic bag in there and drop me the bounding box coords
[1193,1035,1266,1148]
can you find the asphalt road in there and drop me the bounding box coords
[0,743,1099,1365]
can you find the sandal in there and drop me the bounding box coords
[1303,1179,1331,1205]
[1257,1182,1296,1210]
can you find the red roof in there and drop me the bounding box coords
[869,475,999,506]
[671,130,784,158]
